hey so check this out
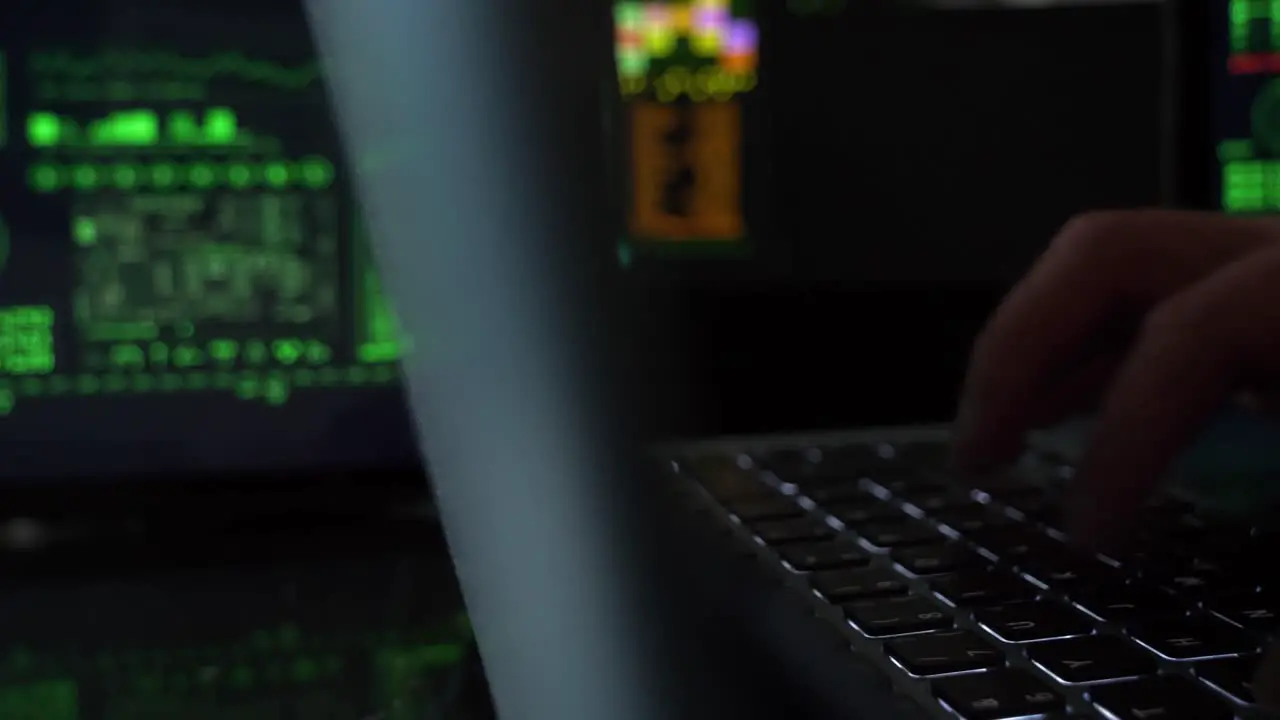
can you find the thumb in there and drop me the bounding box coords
[1253,639,1280,710]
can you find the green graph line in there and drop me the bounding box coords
[30,51,319,89]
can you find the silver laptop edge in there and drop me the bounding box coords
[305,2,709,719]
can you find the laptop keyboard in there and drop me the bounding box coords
[678,439,1279,719]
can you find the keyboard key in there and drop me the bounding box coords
[1206,590,1280,632]
[933,506,1014,533]
[1195,656,1260,705]
[777,541,869,572]
[1137,548,1222,576]
[858,519,941,548]
[1089,675,1235,720]
[898,488,977,513]
[1105,541,1193,575]
[1004,494,1064,524]
[751,518,835,545]
[892,543,982,576]
[1219,551,1273,589]
[809,567,907,602]
[1149,564,1259,602]
[1127,616,1259,660]
[932,570,1036,608]
[1018,550,1123,593]
[1027,635,1157,684]
[931,667,1064,720]
[967,526,1055,561]
[804,479,868,503]
[826,499,901,525]
[974,601,1092,643]
[885,630,1003,676]
[875,477,947,498]
[1071,582,1188,624]
[1163,516,1253,550]
[843,595,952,637]
[977,479,1049,507]
[972,477,1048,503]
[863,465,932,488]
[723,496,804,523]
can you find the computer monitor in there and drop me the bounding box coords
[613,3,1161,437]
[0,0,421,486]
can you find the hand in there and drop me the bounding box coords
[948,209,1280,706]
[951,209,1280,539]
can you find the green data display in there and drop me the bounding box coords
[1221,1,1280,212]
[0,613,472,720]
[0,49,411,415]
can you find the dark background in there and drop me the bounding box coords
[0,0,424,483]
[645,3,1165,439]
[0,2,1168,484]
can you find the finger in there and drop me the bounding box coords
[951,211,1280,475]
[1024,352,1122,429]
[1065,243,1280,548]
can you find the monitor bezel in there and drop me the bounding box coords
[0,8,434,522]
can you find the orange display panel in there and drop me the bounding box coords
[628,102,744,241]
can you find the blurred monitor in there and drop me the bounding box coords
[0,0,420,485]
[1208,0,1280,213]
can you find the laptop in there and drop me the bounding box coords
[0,1,492,718]
[320,0,1280,719]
